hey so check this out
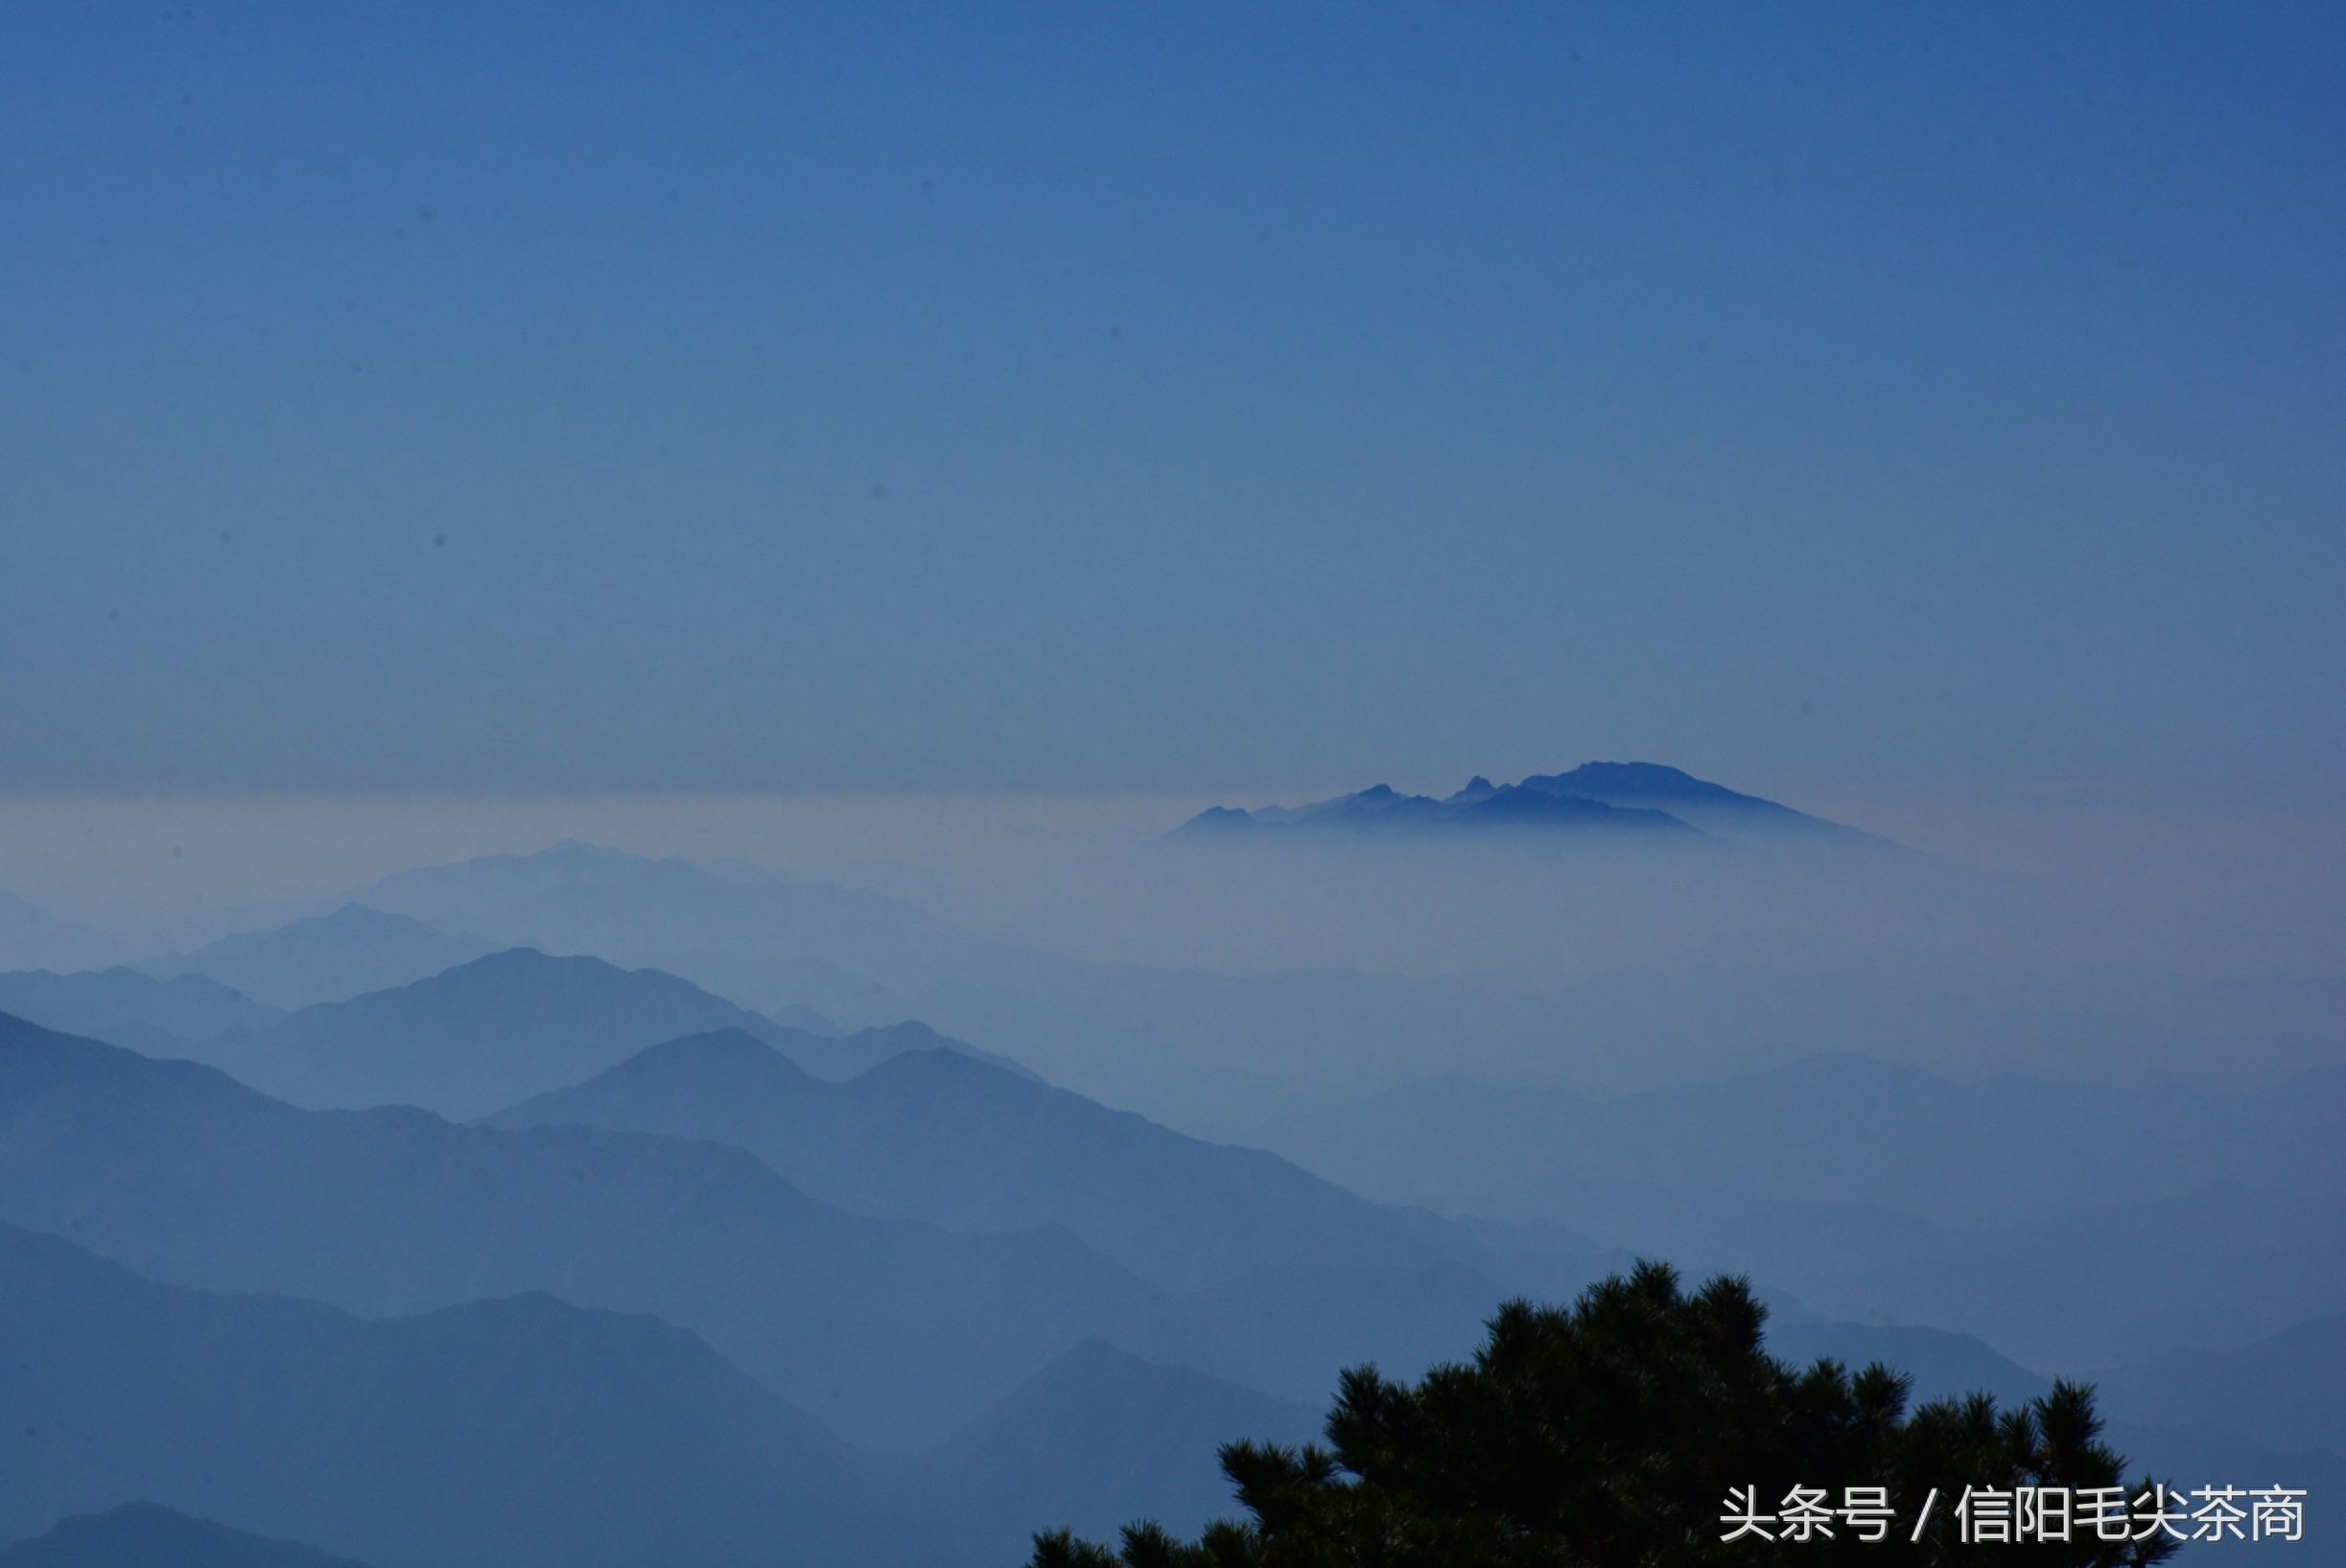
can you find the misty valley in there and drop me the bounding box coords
[0,765,2334,1565]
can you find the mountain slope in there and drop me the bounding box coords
[0,1011,1164,1446]
[1515,761,1884,844]
[0,1226,945,1568]
[916,1340,1320,1559]
[200,948,874,1118]
[0,969,281,1060]
[142,905,498,1011]
[1268,1056,2346,1373]
[2096,1313,2346,1460]
[0,1503,372,1568]
[210,948,787,1117]
[491,1030,1489,1288]
[752,1018,1033,1083]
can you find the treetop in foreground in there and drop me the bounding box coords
[1030,1260,2174,1567]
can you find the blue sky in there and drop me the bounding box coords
[3,2,2340,804]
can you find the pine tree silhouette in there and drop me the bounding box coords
[1028,1261,2176,1567]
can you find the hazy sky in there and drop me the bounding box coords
[4,2,2340,806]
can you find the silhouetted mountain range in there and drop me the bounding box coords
[0,968,281,1060]
[0,1503,372,1568]
[140,904,499,1011]
[202,836,2244,1149]
[194,948,936,1119]
[0,1010,1622,1443]
[0,1225,946,1568]
[1184,779,1695,837]
[210,946,798,1115]
[2,996,2328,1556]
[0,1010,1159,1445]
[1181,761,1889,846]
[491,1028,1507,1288]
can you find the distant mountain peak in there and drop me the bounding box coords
[431,947,658,989]
[315,901,434,930]
[137,901,500,1013]
[1177,773,1700,840]
[854,1042,1010,1088]
[212,945,797,1119]
[0,1502,376,1568]
[627,1026,812,1080]
[640,1023,786,1056]
[847,1019,955,1054]
[1177,761,1888,848]
[541,836,628,858]
[321,901,393,921]
[1521,760,1739,801]
[463,945,587,971]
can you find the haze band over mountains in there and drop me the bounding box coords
[0,757,2336,1566]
